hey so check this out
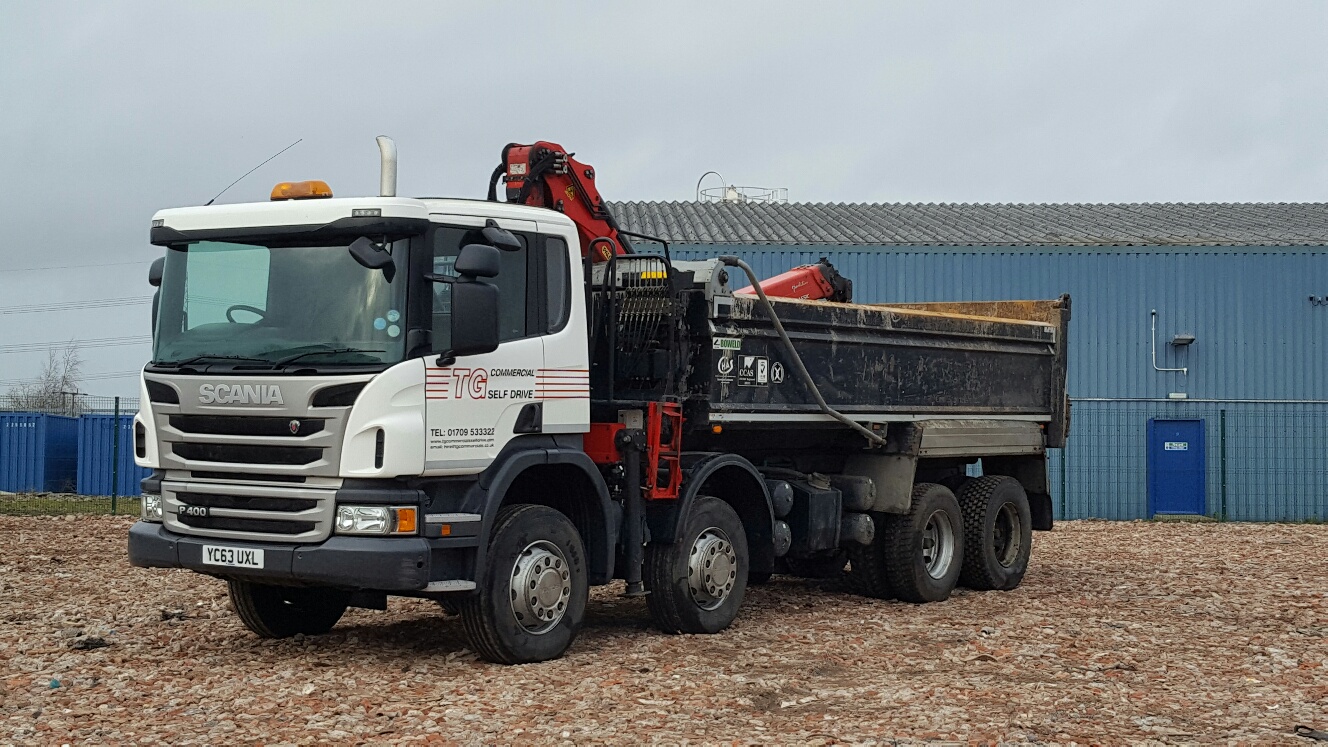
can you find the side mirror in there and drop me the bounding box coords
[148,257,164,288]
[348,236,397,282]
[482,219,522,252]
[431,243,502,366]
[455,244,500,278]
[446,280,500,360]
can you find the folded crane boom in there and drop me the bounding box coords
[491,140,631,261]
[492,141,850,303]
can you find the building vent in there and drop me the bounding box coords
[696,171,788,204]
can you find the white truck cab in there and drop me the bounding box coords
[131,170,614,662]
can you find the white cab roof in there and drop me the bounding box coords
[152,197,575,233]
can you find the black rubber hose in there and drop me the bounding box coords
[718,256,887,448]
[485,163,505,202]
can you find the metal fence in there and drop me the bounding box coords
[0,395,143,515]
[1048,400,1328,522]
[2,396,1325,520]
[0,393,139,417]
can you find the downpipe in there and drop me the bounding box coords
[376,135,397,197]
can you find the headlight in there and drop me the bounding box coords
[142,493,163,522]
[335,505,417,536]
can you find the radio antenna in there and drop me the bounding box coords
[204,138,303,206]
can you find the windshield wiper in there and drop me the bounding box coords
[156,354,273,369]
[271,348,386,369]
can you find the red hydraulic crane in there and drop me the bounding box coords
[489,141,853,302]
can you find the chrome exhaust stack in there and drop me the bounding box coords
[376,136,397,197]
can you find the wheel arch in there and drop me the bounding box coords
[648,453,775,575]
[475,447,618,585]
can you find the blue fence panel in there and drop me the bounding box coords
[77,414,150,497]
[0,413,78,493]
[1222,404,1328,522]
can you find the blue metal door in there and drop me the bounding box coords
[1148,419,1206,516]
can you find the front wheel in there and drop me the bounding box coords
[227,580,349,638]
[460,504,588,664]
[645,497,749,634]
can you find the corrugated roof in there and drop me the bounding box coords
[608,201,1328,246]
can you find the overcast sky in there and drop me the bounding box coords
[3,0,1326,397]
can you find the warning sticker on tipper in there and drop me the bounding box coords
[1164,442,1189,451]
[738,355,769,387]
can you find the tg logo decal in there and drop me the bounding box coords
[448,368,489,399]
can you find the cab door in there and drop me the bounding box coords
[423,217,543,475]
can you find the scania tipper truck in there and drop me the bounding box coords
[129,138,1071,663]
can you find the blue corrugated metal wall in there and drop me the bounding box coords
[670,244,1328,521]
[76,415,151,497]
[0,413,78,493]
[1046,401,1328,521]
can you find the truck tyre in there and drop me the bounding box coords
[956,475,1033,591]
[460,504,588,664]
[938,474,971,494]
[784,551,848,579]
[645,496,749,634]
[879,483,964,603]
[227,580,350,638]
[845,515,893,599]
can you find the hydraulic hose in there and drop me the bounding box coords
[718,257,887,448]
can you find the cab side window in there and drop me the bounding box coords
[544,237,570,333]
[432,227,528,350]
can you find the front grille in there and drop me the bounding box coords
[170,415,325,437]
[176,514,317,535]
[172,442,322,465]
[190,470,306,484]
[177,491,317,512]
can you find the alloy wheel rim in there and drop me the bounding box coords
[687,527,737,610]
[920,510,956,579]
[993,502,1022,567]
[509,540,571,634]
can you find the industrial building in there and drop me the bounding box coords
[613,201,1328,521]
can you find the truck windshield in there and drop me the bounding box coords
[152,238,410,369]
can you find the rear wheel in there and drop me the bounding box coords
[957,475,1033,590]
[460,504,588,664]
[877,483,965,603]
[845,515,892,599]
[645,497,749,634]
[227,580,350,638]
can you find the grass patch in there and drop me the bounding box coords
[0,494,140,516]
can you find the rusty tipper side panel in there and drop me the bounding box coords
[881,296,1072,447]
[691,294,1070,444]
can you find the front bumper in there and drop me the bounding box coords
[128,521,472,591]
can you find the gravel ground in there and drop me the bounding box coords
[2,517,1326,745]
